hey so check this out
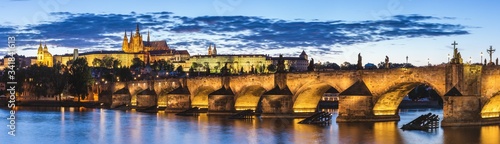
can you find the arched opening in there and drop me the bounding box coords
[234,85,266,111]
[373,83,443,116]
[191,86,216,109]
[481,94,500,118]
[293,83,337,113]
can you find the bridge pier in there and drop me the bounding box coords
[441,95,500,126]
[336,96,400,122]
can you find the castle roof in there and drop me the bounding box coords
[144,40,169,50]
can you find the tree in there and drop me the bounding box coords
[25,64,50,99]
[68,57,92,102]
[205,66,211,76]
[307,58,315,71]
[267,64,276,73]
[92,58,103,67]
[131,58,144,71]
[102,56,115,69]
[51,62,68,100]
[340,62,357,70]
[112,59,121,69]
[115,67,133,82]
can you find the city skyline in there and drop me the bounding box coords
[1,0,499,66]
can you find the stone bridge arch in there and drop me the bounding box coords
[234,84,268,110]
[481,92,500,118]
[480,67,500,119]
[230,74,274,110]
[372,82,443,115]
[187,77,223,108]
[287,71,358,113]
[362,67,446,116]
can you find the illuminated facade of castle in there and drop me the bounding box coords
[53,24,190,67]
[33,23,308,73]
[185,44,309,73]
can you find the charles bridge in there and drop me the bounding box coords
[97,63,500,126]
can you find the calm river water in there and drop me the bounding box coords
[1,107,499,144]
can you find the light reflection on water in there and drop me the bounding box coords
[0,107,498,144]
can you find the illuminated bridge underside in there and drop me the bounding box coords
[481,95,500,118]
[293,83,332,113]
[373,83,423,116]
[191,86,216,109]
[234,85,266,111]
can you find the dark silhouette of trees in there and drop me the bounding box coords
[267,64,276,73]
[68,57,92,102]
[307,58,315,71]
[131,58,145,71]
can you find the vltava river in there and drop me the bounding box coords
[1,107,499,144]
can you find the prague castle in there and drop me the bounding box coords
[50,24,190,68]
[185,44,309,73]
[23,23,309,73]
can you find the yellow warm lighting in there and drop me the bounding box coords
[293,108,315,113]
[235,107,255,111]
[481,96,500,118]
[374,110,397,116]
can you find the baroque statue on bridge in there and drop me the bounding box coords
[450,41,463,64]
[357,53,363,70]
[385,56,390,69]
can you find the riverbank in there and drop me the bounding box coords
[0,100,103,108]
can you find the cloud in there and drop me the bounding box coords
[0,11,471,59]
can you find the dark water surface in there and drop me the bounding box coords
[1,107,499,144]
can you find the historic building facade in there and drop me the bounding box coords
[185,45,309,73]
[37,42,53,67]
[53,24,190,67]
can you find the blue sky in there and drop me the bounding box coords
[0,0,498,66]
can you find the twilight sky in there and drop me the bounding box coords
[0,0,498,66]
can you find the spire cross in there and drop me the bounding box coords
[487,46,495,63]
[451,41,458,48]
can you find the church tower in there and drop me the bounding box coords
[212,44,217,55]
[37,42,53,67]
[37,41,43,64]
[122,31,130,52]
[300,50,308,60]
[130,23,144,53]
[208,44,212,55]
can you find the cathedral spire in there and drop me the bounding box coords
[130,31,133,39]
[123,30,128,40]
[212,44,217,55]
[37,41,43,54]
[44,41,48,51]
[147,31,150,43]
[135,23,140,35]
[208,44,212,55]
